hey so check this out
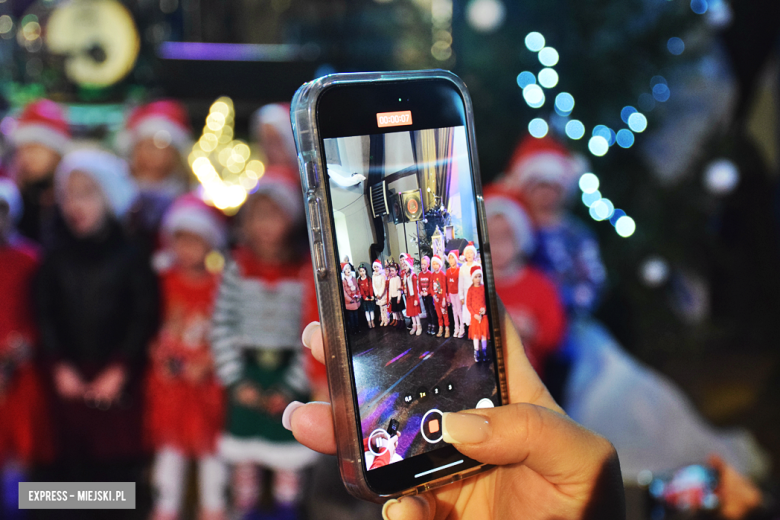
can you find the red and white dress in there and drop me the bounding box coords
[404,272,420,317]
[466,283,490,340]
[145,269,225,456]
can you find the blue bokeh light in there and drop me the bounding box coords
[538,47,560,67]
[525,32,545,52]
[555,92,575,115]
[627,112,648,133]
[582,190,601,207]
[565,119,585,140]
[616,129,635,148]
[609,209,626,226]
[517,71,536,88]
[621,106,637,124]
[538,68,559,88]
[523,84,545,108]
[528,118,549,138]
[652,83,671,102]
[650,75,668,87]
[638,93,656,112]
[690,0,708,14]
[667,37,685,55]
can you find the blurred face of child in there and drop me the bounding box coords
[389,266,397,278]
[373,263,381,275]
[473,272,482,286]
[61,171,108,237]
[15,143,61,184]
[432,260,442,272]
[260,123,292,167]
[343,264,353,277]
[525,181,564,216]
[448,255,458,268]
[488,213,522,272]
[131,138,179,183]
[171,230,210,271]
[465,248,475,263]
[422,257,430,271]
[242,194,293,257]
[358,266,367,278]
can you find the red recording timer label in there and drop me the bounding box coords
[377,110,413,128]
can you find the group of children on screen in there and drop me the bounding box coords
[341,241,491,363]
[0,98,323,520]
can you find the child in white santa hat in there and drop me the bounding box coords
[458,242,479,336]
[146,194,228,520]
[430,255,450,338]
[35,148,158,487]
[210,167,320,519]
[120,99,193,252]
[371,259,389,327]
[466,265,490,362]
[8,99,71,244]
[387,262,404,328]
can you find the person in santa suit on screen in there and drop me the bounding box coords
[401,257,422,335]
[466,265,490,362]
[357,264,376,329]
[430,255,450,338]
[417,255,437,335]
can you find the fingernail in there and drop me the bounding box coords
[281,401,305,431]
[301,321,320,349]
[442,412,491,444]
[381,499,401,520]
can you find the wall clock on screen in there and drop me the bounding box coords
[46,0,140,87]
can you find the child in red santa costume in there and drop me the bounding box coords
[210,167,320,519]
[146,195,228,520]
[121,100,193,253]
[446,251,463,338]
[485,194,566,379]
[357,264,376,328]
[466,265,490,362]
[430,255,450,338]
[401,257,422,335]
[371,260,389,326]
[0,179,52,518]
[417,255,437,335]
[8,99,71,245]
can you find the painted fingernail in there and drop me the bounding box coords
[301,321,320,349]
[442,412,492,444]
[282,401,305,431]
[381,499,401,520]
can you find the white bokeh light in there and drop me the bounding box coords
[588,135,609,156]
[538,47,559,67]
[579,173,600,194]
[615,216,636,237]
[466,0,506,33]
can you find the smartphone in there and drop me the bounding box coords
[647,464,720,516]
[291,70,508,501]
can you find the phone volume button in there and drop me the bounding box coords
[305,161,319,189]
[314,243,327,278]
[308,198,323,233]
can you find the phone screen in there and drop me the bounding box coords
[649,465,719,513]
[317,79,502,493]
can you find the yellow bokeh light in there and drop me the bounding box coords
[206,112,226,131]
[245,160,265,179]
[239,174,259,191]
[233,143,251,161]
[22,21,41,41]
[199,133,218,152]
[210,101,230,116]
[217,146,232,166]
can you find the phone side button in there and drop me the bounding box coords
[305,162,319,189]
[308,198,323,233]
[314,243,327,278]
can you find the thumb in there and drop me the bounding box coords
[441,404,619,486]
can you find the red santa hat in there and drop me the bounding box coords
[372,259,383,271]
[499,133,585,195]
[470,264,483,280]
[251,102,297,167]
[247,165,304,223]
[484,194,536,256]
[447,250,460,264]
[161,193,228,249]
[118,99,192,157]
[0,177,22,223]
[55,148,138,218]
[10,99,71,155]
[403,256,414,270]
[431,255,443,267]
[463,241,478,259]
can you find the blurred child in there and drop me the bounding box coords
[430,255,450,338]
[402,257,422,336]
[372,260,389,326]
[34,149,159,483]
[387,263,404,327]
[485,194,566,377]
[122,100,192,253]
[342,263,361,334]
[417,256,436,335]
[492,134,605,316]
[357,264,376,328]
[210,168,318,519]
[9,99,70,244]
[250,103,298,171]
[0,179,51,519]
[466,265,489,362]
[146,195,228,520]
[446,251,463,338]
